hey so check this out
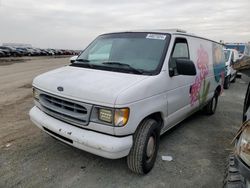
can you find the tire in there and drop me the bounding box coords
[224,76,230,89]
[243,84,250,122]
[204,93,218,115]
[223,155,246,188]
[231,75,236,83]
[127,119,160,174]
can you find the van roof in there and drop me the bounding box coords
[114,28,191,35]
[105,29,222,45]
[127,28,188,34]
[225,43,249,46]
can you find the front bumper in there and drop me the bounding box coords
[29,106,133,159]
[235,155,250,181]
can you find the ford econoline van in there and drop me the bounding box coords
[30,29,225,174]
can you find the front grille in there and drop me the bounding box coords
[42,95,87,114]
[39,93,92,127]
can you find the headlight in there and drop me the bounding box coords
[32,88,39,101]
[99,108,113,123]
[237,125,250,166]
[91,107,129,127]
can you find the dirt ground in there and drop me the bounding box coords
[0,57,248,188]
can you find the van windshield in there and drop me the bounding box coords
[72,32,170,75]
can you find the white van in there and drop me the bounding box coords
[30,29,225,174]
[223,49,239,89]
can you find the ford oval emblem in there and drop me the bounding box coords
[57,86,64,92]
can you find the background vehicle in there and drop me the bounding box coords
[0,46,22,57]
[0,50,5,57]
[223,49,239,89]
[225,43,250,58]
[224,71,250,188]
[227,43,250,77]
[16,48,29,56]
[0,44,80,58]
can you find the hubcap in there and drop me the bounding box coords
[146,136,155,160]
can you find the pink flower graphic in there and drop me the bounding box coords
[190,45,209,106]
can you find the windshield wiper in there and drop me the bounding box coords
[102,61,144,74]
[71,59,93,68]
[75,58,90,62]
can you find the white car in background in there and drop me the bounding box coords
[223,49,239,89]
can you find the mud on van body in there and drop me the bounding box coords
[30,29,225,174]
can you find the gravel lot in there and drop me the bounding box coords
[0,57,248,188]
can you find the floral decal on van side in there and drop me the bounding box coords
[190,45,210,106]
[212,44,225,85]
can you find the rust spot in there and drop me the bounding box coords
[67,132,72,135]
[59,129,61,132]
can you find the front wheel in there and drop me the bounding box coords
[127,119,160,174]
[223,155,246,188]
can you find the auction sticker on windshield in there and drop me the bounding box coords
[146,34,166,40]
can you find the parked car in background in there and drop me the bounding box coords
[0,44,80,58]
[29,29,225,174]
[16,48,29,56]
[45,49,55,56]
[223,49,239,89]
[0,50,5,57]
[0,49,10,57]
[26,48,39,56]
[224,71,250,188]
[0,46,22,57]
[225,43,250,58]
[226,43,250,75]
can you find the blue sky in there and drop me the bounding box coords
[0,0,249,49]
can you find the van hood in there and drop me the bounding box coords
[33,66,149,106]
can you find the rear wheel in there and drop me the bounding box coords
[231,74,236,83]
[204,93,218,115]
[224,76,230,89]
[127,119,160,174]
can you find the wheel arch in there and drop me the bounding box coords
[135,112,164,134]
[215,85,222,96]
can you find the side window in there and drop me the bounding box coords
[169,38,189,76]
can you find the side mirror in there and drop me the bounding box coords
[176,59,196,76]
[70,55,78,63]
